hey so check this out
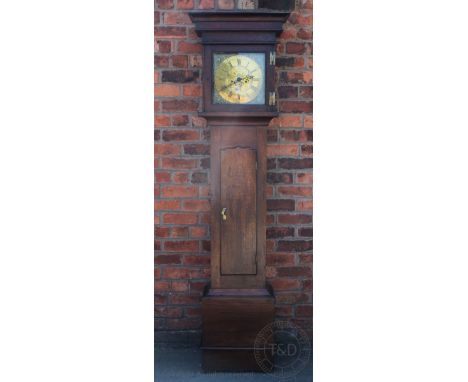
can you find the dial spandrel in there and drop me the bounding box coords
[213,53,265,105]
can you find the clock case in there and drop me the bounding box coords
[189,10,290,372]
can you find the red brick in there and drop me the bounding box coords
[278,86,298,99]
[156,0,174,9]
[154,294,167,305]
[277,241,313,253]
[155,227,170,238]
[198,0,214,8]
[166,318,201,330]
[280,71,313,85]
[302,144,313,157]
[185,307,202,317]
[155,171,171,182]
[155,254,182,264]
[178,41,203,54]
[155,11,160,24]
[269,114,302,128]
[154,143,180,156]
[155,40,171,53]
[266,227,294,239]
[266,253,296,266]
[163,12,191,24]
[161,186,197,198]
[303,279,312,291]
[155,281,170,292]
[280,130,312,142]
[163,213,198,224]
[267,172,293,184]
[155,115,171,127]
[191,116,207,128]
[280,101,313,113]
[267,144,299,157]
[172,226,189,237]
[169,295,200,305]
[162,70,199,83]
[278,158,313,169]
[177,0,194,9]
[165,240,198,252]
[172,55,188,68]
[155,200,181,210]
[172,172,189,184]
[299,253,313,264]
[162,267,190,279]
[297,29,312,40]
[183,84,202,97]
[183,255,210,265]
[154,56,169,68]
[267,199,295,211]
[289,13,313,26]
[297,173,313,184]
[278,186,312,197]
[170,281,188,292]
[297,199,313,211]
[190,226,207,238]
[271,278,301,291]
[162,130,199,141]
[171,114,189,126]
[280,27,296,40]
[162,100,199,112]
[155,84,180,97]
[276,293,310,304]
[278,214,312,224]
[154,26,186,39]
[286,42,306,54]
[161,158,198,169]
[184,144,209,155]
[155,240,161,251]
[296,305,313,317]
[155,307,183,318]
[183,200,210,211]
[191,172,208,183]
[304,115,313,128]
[218,0,234,9]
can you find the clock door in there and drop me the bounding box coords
[220,147,257,275]
[210,125,266,289]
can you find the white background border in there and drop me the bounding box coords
[1,0,468,381]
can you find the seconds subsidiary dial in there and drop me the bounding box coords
[213,53,265,105]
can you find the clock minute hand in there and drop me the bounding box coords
[219,75,253,92]
[219,77,242,92]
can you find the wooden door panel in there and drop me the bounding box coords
[220,147,257,275]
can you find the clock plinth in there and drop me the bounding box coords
[189,10,290,372]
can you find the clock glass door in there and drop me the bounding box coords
[213,52,265,105]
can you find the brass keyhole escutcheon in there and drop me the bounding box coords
[221,208,227,221]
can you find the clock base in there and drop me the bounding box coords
[201,289,275,372]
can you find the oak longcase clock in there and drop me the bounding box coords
[189,10,290,372]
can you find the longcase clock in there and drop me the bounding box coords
[189,10,290,372]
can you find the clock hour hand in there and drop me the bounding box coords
[219,75,254,92]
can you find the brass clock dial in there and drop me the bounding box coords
[213,53,265,105]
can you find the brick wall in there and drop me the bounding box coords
[155,0,312,334]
